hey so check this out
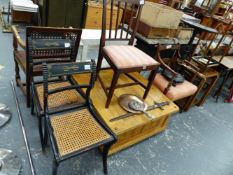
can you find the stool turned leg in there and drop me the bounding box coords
[143,69,157,99]
[102,144,112,175]
[105,71,120,108]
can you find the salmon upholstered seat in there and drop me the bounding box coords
[103,45,158,69]
[153,73,198,101]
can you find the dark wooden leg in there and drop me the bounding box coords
[96,54,104,76]
[31,98,34,115]
[184,77,206,111]
[26,74,31,108]
[105,71,120,108]
[43,116,48,149]
[197,75,219,106]
[52,159,59,175]
[102,144,112,175]
[14,58,20,87]
[143,70,157,99]
[38,117,45,150]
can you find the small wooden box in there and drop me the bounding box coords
[137,20,177,38]
[11,9,34,23]
[85,2,123,29]
[72,70,179,155]
[140,1,183,29]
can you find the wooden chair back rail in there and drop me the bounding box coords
[192,21,233,72]
[46,61,96,77]
[26,30,82,62]
[28,51,73,59]
[101,0,143,47]
[156,44,180,94]
[43,61,96,113]
[205,21,232,57]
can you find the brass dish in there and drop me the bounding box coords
[118,94,147,114]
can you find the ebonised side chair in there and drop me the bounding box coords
[12,26,82,107]
[31,61,117,175]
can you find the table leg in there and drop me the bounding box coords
[188,28,198,45]
[184,28,199,58]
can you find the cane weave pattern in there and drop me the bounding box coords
[50,109,111,156]
[36,81,84,110]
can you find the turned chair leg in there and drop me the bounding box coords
[102,144,112,175]
[105,71,120,108]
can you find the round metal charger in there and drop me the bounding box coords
[0,104,11,128]
[0,149,21,175]
[118,94,147,113]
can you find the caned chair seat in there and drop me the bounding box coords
[50,109,111,156]
[103,45,158,69]
[153,73,198,101]
[35,81,84,110]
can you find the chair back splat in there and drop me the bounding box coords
[26,27,82,66]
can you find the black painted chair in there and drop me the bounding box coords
[32,61,117,175]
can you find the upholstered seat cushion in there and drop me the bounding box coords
[103,45,159,69]
[153,73,197,101]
